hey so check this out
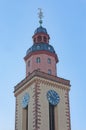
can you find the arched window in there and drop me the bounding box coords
[36,57,41,63]
[48,69,52,74]
[22,106,28,130]
[43,36,47,42]
[28,61,30,67]
[49,103,55,130]
[47,90,60,130]
[37,36,42,42]
[34,38,36,43]
[48,58,51,64]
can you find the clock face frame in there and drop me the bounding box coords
[22,93,30,108]
[47,90,60,105]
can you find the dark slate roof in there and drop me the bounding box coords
[26,43,56,55]
[34,26,47,34]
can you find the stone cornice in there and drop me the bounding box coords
[14,70,70,95]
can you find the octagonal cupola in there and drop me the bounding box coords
[32,9,50,44]
[32,26,50,44]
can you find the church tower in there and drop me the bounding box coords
[14,9,71,130]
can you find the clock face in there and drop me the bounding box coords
[47,90,60,105]
[22,93,30,108]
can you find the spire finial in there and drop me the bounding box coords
[38,8,43,26]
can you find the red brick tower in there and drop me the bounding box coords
[24,23,58,77]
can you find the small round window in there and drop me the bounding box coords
[37,45,40,50]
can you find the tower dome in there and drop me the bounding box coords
[32,26,50,44]
[34,26,47,34]
[26,43,56,55]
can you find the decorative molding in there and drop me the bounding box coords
[15,98,18,130]
[32,82,41,130]
[65,91,71,130]
[36,78,70,91]
[24,50,58,63]
[14,70,70,96]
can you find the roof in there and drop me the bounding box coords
[34,26,47,34]
[26,43,55,55]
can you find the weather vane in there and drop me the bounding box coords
[38,8,43,26]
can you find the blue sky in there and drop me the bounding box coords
[0,0,86,130]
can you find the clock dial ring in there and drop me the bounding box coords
[47,90,60,105]
[22,93,30,108]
